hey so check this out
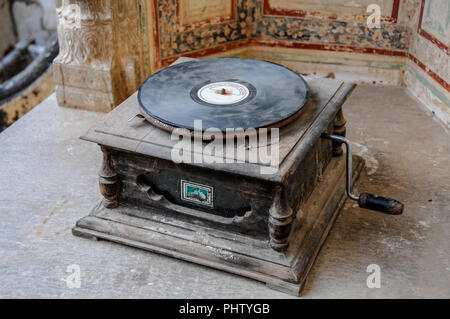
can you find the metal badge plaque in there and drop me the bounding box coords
[181,180,213,208]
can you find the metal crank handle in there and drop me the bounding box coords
[321,133,403,215]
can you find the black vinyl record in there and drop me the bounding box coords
[138,58,309,132]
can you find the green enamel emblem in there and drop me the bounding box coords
[181,180,213,207]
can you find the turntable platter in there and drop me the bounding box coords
[138,58,309,132]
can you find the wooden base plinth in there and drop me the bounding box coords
[73,155,364,296]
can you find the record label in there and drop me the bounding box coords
[197,81,249,105]
[138,58,309,132]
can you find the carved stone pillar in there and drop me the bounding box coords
[53,0,144,112]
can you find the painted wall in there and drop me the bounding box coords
[405,0,449,127]
[146,0,410,81]
[142,0,448,126]
[252,0,410,85]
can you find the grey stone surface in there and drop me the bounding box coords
[0,85,449,298]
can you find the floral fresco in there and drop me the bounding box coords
[421,0,449,46]
[157,0,260,59]
[154,0,411,66]
[258,16,410,51]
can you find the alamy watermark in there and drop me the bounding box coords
[62,264,81,289]
[170,120,280,175]
[366,264,381,288]
[367,4,381,29]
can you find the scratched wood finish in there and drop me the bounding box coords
[75,72,358,295]
[74,155,364,295]
[81,78,355,182]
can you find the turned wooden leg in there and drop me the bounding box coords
[99,146,119,208]
[269,186,294,251]
[332,108,347,156]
